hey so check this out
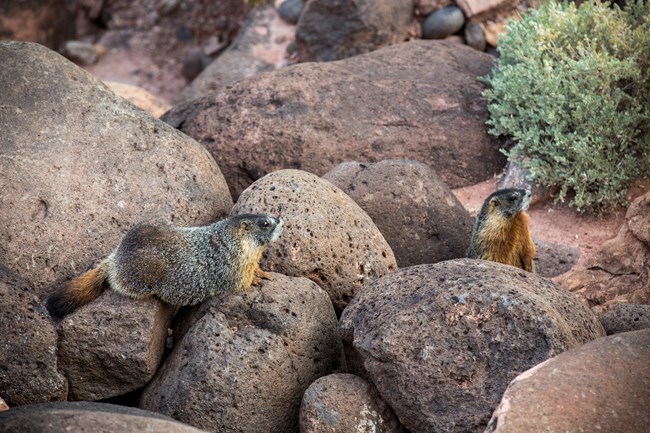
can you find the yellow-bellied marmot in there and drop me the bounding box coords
[466,189,535,272]
[46,213,284,318]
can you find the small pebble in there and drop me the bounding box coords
[181,47,209,82]
[278,0,304,25]
[62,40,98,65]
[422,6,465,40]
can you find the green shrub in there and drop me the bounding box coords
[482,0,650,212]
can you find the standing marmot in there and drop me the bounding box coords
[46,213,284,319]
[466,189,535,272]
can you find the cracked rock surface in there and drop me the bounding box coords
[560,189,650,313]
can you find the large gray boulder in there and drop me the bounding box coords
[294,0,415,62]
[0,401,208,433]
[231,169,397,312]
[0,266,67,406]
[323,160,473,267]
[485,329,650,433]
[0,41,232,299]
[140,273,345,433]
[163,40,504,199]
[339,259,605,433]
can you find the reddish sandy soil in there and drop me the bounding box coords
[453,177,650,273]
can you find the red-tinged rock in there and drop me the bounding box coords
[485,329,650,433]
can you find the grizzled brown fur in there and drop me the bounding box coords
[46,214,283,318]
[467,189,535,272]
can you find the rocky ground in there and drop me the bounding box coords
[1,1,649,433]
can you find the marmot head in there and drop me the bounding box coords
[482,189,531,220]
[232,214,284,246]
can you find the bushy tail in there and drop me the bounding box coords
[46,260,109,319]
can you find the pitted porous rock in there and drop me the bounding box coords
[0,266,68,406]
[0,41,232,299]
[231,169,397,312]
[532,239,579,278]
[163,39,504,200]
[56,290,175,401]
[599,303,650,335]
[339,259,605,433]
[299,374,407,433]
[323,160,473,267]
[140,274,345,433]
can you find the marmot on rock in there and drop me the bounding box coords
[46,213,284,319]
[466,189,535,272]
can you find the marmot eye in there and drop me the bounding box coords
[262,220,270,228]
[508,195,517,202]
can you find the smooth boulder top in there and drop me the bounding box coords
[0,401,209,433]
[0,41,232,297]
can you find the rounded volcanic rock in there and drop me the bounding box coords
[140,273,345,433]
[323,160,473,267]
[422,6,465,40]
[599,303,650,335]
[163,39,503,200]
[278,0,304,24]
[0,401,208,433]
[339,259,605,433]
[532,239,579,278]
[464,22,486,51]
[232,169,397,312]
[486,329,650,433]
[300,373,407,433]
[0,41,232,298]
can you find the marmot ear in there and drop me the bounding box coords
[490,198,500,207]
[239,220,251,231]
